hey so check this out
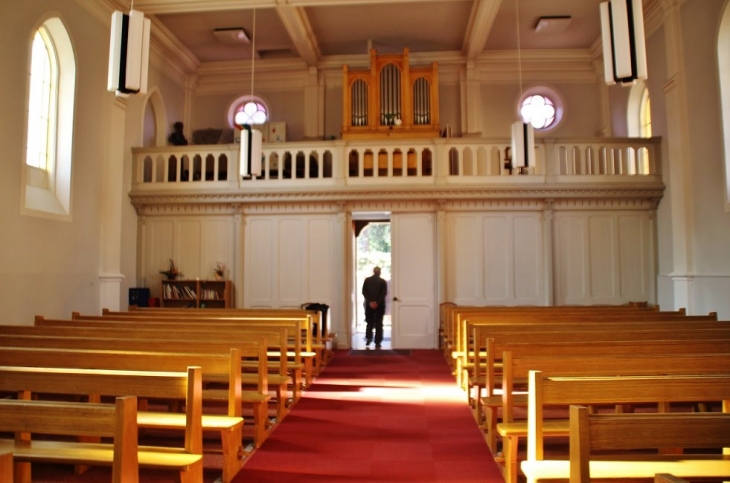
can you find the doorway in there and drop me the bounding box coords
[352,215,392,350]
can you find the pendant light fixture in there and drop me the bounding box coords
[238,8,263,179]
[510,0,535,173]
[600,0,647,86]
[107,0,150,97]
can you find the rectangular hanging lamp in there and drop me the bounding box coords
[600,0,647,85]
[511,121,535,169]
[239,125,263,178]
[108,9,151,96]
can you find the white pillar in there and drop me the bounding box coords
[460,61,482,137]
[304,67,324,140]
[99,96,127,311]
[661,0,696,311]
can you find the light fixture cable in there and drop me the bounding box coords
[515,0,523,96]
[250,8,256,101]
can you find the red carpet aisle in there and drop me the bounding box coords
[234,349,503,483]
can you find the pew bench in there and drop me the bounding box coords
[0,397,139,483]
[467,323,730,415]
[50,315,313,392]
[0,334,274,449]
[458,314,723,390]
[79,310,324,379]
[566,405,730,483]
[31,318,301,415]
[0,346,245,482]
[491,351,730,483]
[0,451,11,482]
[519,372,730,483]
[0,365,204,482]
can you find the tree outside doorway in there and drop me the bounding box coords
[356,222,391,333]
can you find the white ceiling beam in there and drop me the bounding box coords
[275,2,321,66]
[133,0,465,14]
[462,0,502,61]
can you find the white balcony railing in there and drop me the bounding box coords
[130,137,662,192]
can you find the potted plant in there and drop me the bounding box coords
[160,259,182,280]
[214,262,226,281]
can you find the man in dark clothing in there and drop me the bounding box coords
[362,266,388,348]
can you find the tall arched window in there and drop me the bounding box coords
[22,17,76,219]
[718,2,730,210]
[640,88,652,138]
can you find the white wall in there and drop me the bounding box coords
[0,1,111,324]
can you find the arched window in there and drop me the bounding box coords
[227,95,269,128]
[639,88,652,138]
[517,86,565,131]
[718,2,730,210]
[22,17,75,219]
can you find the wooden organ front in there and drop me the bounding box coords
[342,48,440,140]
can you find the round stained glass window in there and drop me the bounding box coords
[234,101,268,126]
[520,94,556,129]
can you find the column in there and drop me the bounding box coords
[542,201,555,306]
[304,67,324,140]
[234,211,244,308]
[99,96,127,311]
[661,0,696,311]
[460,61,483,137]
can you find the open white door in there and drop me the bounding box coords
[391,212,437,349]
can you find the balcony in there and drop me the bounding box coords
[129,137,664,207]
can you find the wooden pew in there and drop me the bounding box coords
[0,346,245,483]
[69,313,318,387]
[467,321,730,403]
[0,397,138,483]
[0,451,11,482]
[2,365,206,483]
[441,304,661,360]
[520,372,730,483]
[474,337,730,442]
[655,475,689,483]
[31,318,300,413]
[493,352,730,483]
[89,308,325,378]
[455,313,721,388]
[569,405,730,483]
[468,325,730,446]
[0,334,274,449]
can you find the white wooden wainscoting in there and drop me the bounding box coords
[243,213,340,318]
[553,211,654,305]
[445,212,546,306]
[136,205,657,347]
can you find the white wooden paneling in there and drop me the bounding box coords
[246,218,275,306]
[554,215,588,302]
[201,219,234,281]
[307,218,334,301]
[483,216,510,299]
[243,214,338,316]
[278,219,304,305]
[618,214,649,300]
[446,212,545,305]
[178,221,202,280]
[144,219,174,298]
[554,211,652,305]
[589,216,617,298]
[447,215,481,301]
[513,215,541,300]
[392,213,437,348]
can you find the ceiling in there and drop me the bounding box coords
[133,0,607,66]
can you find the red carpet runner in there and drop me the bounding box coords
[234,349,503,483]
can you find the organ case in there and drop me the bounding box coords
[342,48,440,140]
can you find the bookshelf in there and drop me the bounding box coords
[161,279,233,308]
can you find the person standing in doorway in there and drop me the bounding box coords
[362,266,388,348]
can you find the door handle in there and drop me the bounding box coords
[393,297,399,301]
